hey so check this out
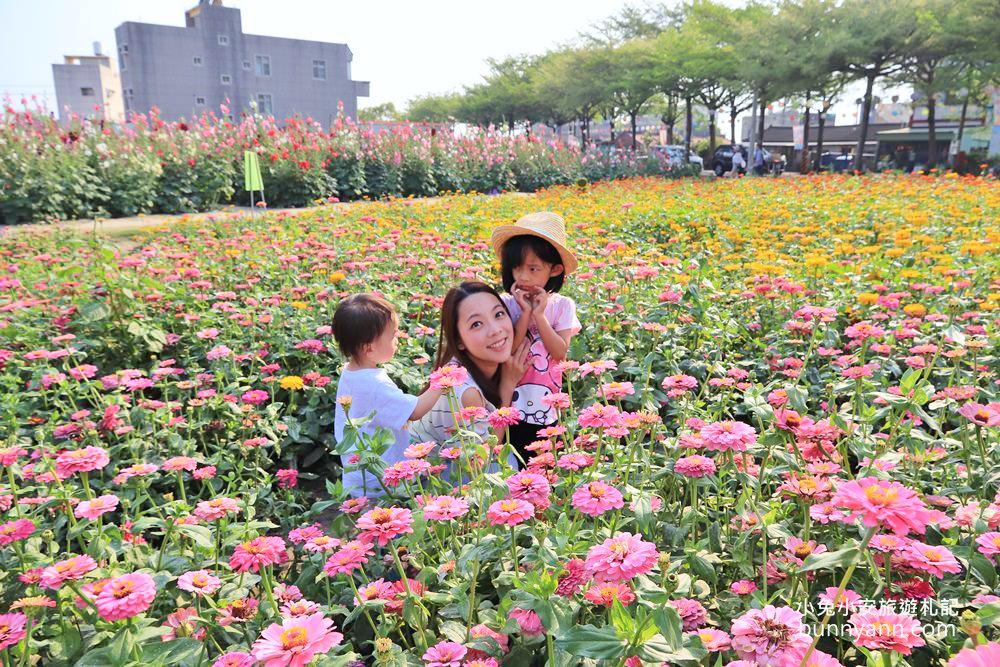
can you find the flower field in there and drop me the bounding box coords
[0,173,998,667]
[0,103,695,225]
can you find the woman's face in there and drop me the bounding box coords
[455,292,513,366]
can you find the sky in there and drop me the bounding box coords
[0,0,906,128]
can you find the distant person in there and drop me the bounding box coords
[731,147,746,176]
[753,146,766,176]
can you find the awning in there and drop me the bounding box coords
[876,127,956,142]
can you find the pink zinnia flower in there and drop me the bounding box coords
[571,481,624,517]
[669,597,708,631]
[585,532,658,582]
[0,612,28,651]
[212,652,255,667]
[599,381,634,399]
[276,469,298,489]
[555,558,588,596]
[429,364,469,390]
[674,455,716,478]
[162,456,198,472]
[340,497,369,514]
[229,536,288,573]
[902,542,962,578]
[323,540,374,576]
[487,407,522,431]
[178,570,222,596]
[40,554,98,589]
[74,494,119,520]
[976,532,1000,563]
[557,452,594,471]
[251,612,344,667]
[505,472,551,509]
[958,402,1000,427]
[0,518,35,547]
[55,446,110,477]
[96,572,157,621]
[353,578,395,606]
[356,507,414,545]
[584,582,636,606]
[486,499,534,526]
[949,642,1000,667]
[700,421,757,452]
[578,403,622,429]
[422,496,470,521]
[509,607,544,636]
[731,605,811,665]
[830,477,932,535]
[194,497,240,521]
[848,606,925,654]
[692,628,731,652]
[422,640,467,667]
[730,579,757,595]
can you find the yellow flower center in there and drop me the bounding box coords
[280,626,309,649]
[864,485,899,505]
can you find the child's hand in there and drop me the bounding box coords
[512,284,533,314]
[529,289,550,317]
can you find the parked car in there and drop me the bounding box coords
[651,145,704,169]
[711,145,769,176]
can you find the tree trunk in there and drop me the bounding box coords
[816,111,826,171]
[708,108,717,154]
[854,73,874,172]
[957,96,968,147]
[730,99,737,144]
[609,116,616,143]
[800,94,811,173]
[666,120,675,145]
[926,93,937,170]
[630,111,638,150]
[684,96,693,159]
[757,99,766,150]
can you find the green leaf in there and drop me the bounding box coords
[610,598,635,639]
[800,546,860,573]
[174,523,215,550]
[977,602,1000,627]
[141,637,203,664]
[554,625,627,660]
[652,604,683,649]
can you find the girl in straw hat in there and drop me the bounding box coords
[490,211,581,462]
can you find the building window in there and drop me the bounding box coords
[217,34,229,46]
[312,59,326,80]
[256,93,273,116]
[80,87,95,97]
[242,60,251,70]
[124,88,134,112]
[119,44,128,54]
[254,54,270,77]
[220,74,231,85]
[196,96,206,106]
[193,56,203,66]
[120,54,127,71]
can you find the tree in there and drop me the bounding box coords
[829,0,918,171]
[406,94,462,122]
[610,39,661,149]
[358,102,399,122]
[533,47,614,148]
[891,0,978,168]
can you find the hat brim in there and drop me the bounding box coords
[491,226,578,276]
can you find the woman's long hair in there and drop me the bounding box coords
[432,281,510,408]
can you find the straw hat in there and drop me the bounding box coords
[490,211,578,275]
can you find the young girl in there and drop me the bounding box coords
[490,212,581,462]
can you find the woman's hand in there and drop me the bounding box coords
[499,338,531,404]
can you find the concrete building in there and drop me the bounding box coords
[114,0,369,123]
[52,43,125,123]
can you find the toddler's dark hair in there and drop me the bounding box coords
[499,234,565,293]
[332,293,396,360]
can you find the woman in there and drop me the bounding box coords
[411,282,529,452]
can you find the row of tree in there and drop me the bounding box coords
[384,0,999,171]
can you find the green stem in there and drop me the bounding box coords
[798,526,877,667]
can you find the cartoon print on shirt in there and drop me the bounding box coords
[511,383,554,426]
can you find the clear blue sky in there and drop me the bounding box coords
[0,0,902,124]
